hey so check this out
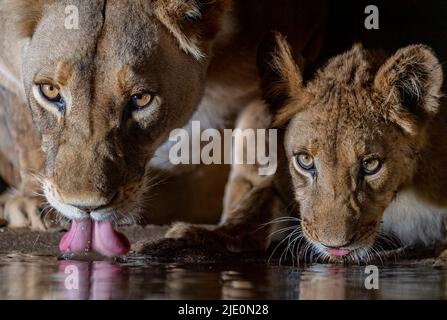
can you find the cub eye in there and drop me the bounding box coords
[294,153,315,172]
[130,93,153,110]
[39,84,62,102]
[361,158,382,175]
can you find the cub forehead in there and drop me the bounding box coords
[284,108,390,158]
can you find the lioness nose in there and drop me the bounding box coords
[66,199,109,211]
[63,193,117,211]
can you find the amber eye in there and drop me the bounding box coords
[361,158,382,175]
[294,153,315,172]
[131,93,153,109]
[39,84,61,102]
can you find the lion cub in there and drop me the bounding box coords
[255,32,447,263]
[159,33,447,264]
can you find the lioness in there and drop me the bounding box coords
[0,1,327,255]
[247,33,447,263]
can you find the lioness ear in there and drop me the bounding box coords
[374,45,443,135]
[257,31,305,127]
[4,0,48,38]
[154,0,231,60]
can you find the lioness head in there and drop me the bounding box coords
[258,33,443,261]
[7,0,230,221]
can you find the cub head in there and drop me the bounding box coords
[258,32,443,262]
[5,0,230,222]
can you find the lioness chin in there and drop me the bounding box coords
[254,33,447,264]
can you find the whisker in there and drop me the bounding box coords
[280,229,300,265]
[268,228,297,265]
[268,225,298,239]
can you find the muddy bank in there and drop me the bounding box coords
[0,225,446,267]
[0,225,167,256]
[0,224,266,263]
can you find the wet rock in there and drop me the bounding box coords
[133,237,265,264]
[433,252,447,268]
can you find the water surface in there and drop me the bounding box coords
[0,253,445,299]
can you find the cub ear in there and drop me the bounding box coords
[256,31,305,127]
[4,0,48,38]
[154,0,231,60]
[374,45,443,135]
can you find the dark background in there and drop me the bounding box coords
[322,0,447,74]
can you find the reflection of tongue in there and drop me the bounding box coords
[59,220,130,257]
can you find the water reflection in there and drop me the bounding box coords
[298,266,348,299]
[57,260,130,300]
[0,254,446,299]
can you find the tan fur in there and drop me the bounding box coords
[153,0,232,60]
[0,1,328,232]
[268,34,303,103]
[257,33,446,263]
[54,61,74,87]
[0,0,231,226]
[3,0,48,38]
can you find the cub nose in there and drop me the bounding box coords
[321,242,352,249]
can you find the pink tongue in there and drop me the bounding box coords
[92,220,130,257]
[59,219,130,257]
[59,220,92,253]
[328,249,351,256]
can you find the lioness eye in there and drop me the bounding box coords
[39,84,61,102]
[131,93,153,109]
[361,158,382,175]
[294,153,315,172]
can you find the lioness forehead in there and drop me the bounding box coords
[25,0,160,86]
[30,1,105,62]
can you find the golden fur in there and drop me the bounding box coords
[255,33,446,263]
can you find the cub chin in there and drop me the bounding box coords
[257,32,447,264]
